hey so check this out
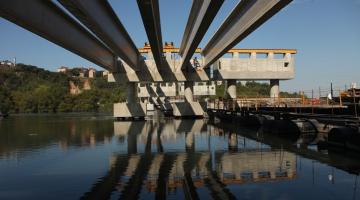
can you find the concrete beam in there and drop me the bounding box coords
[59,0,141,71]
[0,0,116,71]
[179,0,224,70]
[201,0,292,68]
[137,0,163,70]
[212,52,295,80]
[108,59,210,83]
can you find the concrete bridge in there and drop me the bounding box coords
[0,0,295,119]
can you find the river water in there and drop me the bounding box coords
[0,114,360,200]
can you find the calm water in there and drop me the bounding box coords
[1,114,360,200]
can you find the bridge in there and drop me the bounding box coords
[0,0,295,119]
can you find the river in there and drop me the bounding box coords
[0,114,360,200]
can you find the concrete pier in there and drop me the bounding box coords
[270,79,279,99]
[184,81,194,102]
[226,80,237,99]
[126,82,137,103]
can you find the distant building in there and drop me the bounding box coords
[88,68,96,78]
[0,60,15,67]
[79,67,88,78]
[57,66,68,73]
[57,66,99,78]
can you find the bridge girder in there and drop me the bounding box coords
[180,0,224,70]
[59,0,142,71]
[137,0,163,70]
[201,0,292,68]
[0,0,117,71]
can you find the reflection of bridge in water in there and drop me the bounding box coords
[80,120,297,199]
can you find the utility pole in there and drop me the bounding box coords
[330,82,334,100]
[353,87,358,117]
[311,89,314,114]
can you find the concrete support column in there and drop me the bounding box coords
[250,52,256,59]
[126,82,137,103]
[165,52,171,60]
[285,53,291,60]
[232,52,239,58]
[226,79,237,99]
[184,81,194,102]
[268,52,274,59]
[270,79,280,99]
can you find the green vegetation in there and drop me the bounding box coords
[0,64,125,114]
[214,81,300,99]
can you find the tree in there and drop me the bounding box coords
[0,86,12,114]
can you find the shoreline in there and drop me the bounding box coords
[2,112,112,117]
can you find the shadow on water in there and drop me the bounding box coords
[2,114,360,199]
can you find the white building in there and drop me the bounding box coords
[88,68,96,78]
[57,66,68,73]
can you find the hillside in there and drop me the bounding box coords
[0,64,125,114]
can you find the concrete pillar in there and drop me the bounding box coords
[268,52,274,59]
[226,80,237,99]
[126,82,137,103]
[270,79,280,99]
[250,52,256,59]
[184,81,194,102]
[285,53,291,60]
[233,52,239,58]
[165,52,171,60]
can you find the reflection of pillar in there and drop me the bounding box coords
[184,81,194,102]
[126,82,137,103]
[127,132,137,154]
[228,133,238,152]
[226,80,237,99]
[270,79,280,99]
[185,132,194,152]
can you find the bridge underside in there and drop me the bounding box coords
[0,0,295,119]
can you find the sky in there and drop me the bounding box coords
[0,0,359,93]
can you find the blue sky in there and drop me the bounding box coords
[0,0,359,93]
